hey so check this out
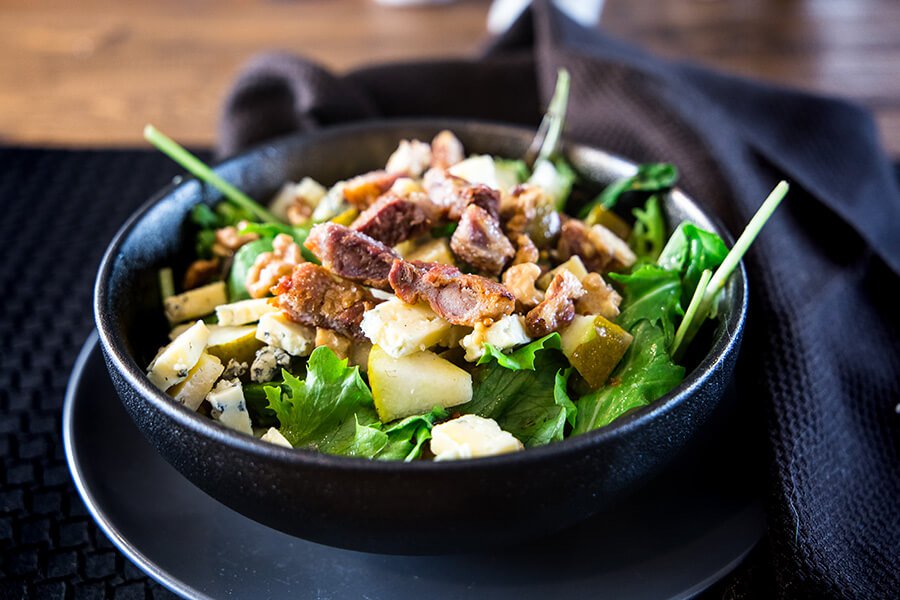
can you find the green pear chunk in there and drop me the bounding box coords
[560,315,634,389]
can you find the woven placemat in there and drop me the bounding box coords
[0,148,187,599]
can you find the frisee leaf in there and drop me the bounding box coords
[376,407,448,461]
[263,347,374,449]
[477,333,561,371]
[573,320,685,434]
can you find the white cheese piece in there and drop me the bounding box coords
[430,415,524,461]
[163,281,227,324]
[207,380,253,435]
[146,321,210,391]
[360,297,453,358]
[460,315,532,362]
[538,255,589,289]
[448,154,500,190]
[215,298,278,326]
[255,312,315,357]
[167,352,224,411]
[260,427,292,448]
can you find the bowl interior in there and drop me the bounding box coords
[97,119,745,466]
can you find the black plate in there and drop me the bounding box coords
[66,333,763,599]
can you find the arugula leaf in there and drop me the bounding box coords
[264,347,374,449]
[609,265,683,343]
[430,222,458,238]
[574,321,685,434]
[190,202,258,258]
[657,222,728,307]
[477,333,561,371]
[580,162,678,216]
[228,238,273,301]
[629,195,666,262]
[376,407,448,461]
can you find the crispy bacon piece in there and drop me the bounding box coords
[304,223,399,290]
[525,270,586,337]
[389,260,515,326]
[430,130,465,170]
[423,169,500,221]
[342,170,400,209]
[274,263,382,341]
[450,205,515,276]
[557,219,637,274]
[351,192,434,247]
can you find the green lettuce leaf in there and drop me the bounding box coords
[465,346,572,448]
[264,347,375,449]
[609,265,683,343]
[228,238,273,301]
[629,195,666,262]
[316,407,388,458]
[573,321,685,434]
[477,333,561,371]
[376,407,448,461]
[657,222,728,308]
[580,162,678,216]
[239,221,318,263]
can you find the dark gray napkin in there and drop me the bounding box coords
[219,2,900,597]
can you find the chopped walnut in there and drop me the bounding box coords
[500,184,561,249]
[502,263,545,310]
[575,273,623,319]
[286,202,314,226]
[245,233,304,299]
[212,222,259,257]
[512,234,539,265]
[182,258,220,290]
[431,130,465,169]
[315,328,352,360]
[386,139,433,178]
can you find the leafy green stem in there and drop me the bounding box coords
[670,268,711,359]
[526,68,571,166]
[143,124,278,224]
[672,180,789,356]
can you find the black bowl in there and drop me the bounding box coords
[94,120,747,554]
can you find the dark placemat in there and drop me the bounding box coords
[0,147,188,599]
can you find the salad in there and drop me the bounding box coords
[144,71,785,461]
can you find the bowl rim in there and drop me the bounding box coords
[94,117,747,473]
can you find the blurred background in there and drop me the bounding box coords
[1,0,898,154]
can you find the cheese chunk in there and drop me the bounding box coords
[215,298,278,326]
[167,353,224,411]
[538,256,589,290]
[430,415,524,461]
[147,321,210,391]
[269,177,327,221]
[448,155,500,190]
[260,427,292,448]
[164,281,227,324]
[360,297,452,358]
[460,315,531,362]
[255,312,315,357]
[207,381,253,435]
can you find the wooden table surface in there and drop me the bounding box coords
[2,0,899,155]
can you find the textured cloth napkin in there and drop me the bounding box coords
[218,2,900,597]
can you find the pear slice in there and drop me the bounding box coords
[560,315,633,389]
